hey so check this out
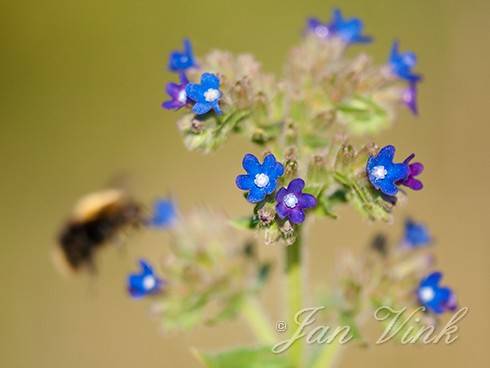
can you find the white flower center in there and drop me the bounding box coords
[419,286,435,303]
[204,88,220,102]
[143,275,156,290]
[315,25,329,38]
[371,165,388,180]
[284,193,298,208]
[177,90,187,103]
[254,173,270,188]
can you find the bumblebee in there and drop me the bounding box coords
[54,189,143,273]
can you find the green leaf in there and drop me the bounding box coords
[197,346,292,368]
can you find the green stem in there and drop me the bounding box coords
[285,230,303,367]
[241,297,276,345]
[311,340,342,368]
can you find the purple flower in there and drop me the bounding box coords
[275,178,317,224]
[418,272,457,314]
[397,153,424,190]
[366,145,409,196]
[403,82,418,115]
[162,73,189,110]
[127,259,164,299]
[306,18,332,38]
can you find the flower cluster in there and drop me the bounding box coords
[330,220,457,344]
[388,41,422,114]
[163,39,223,116]
[235,153,317,244]
[366,145,424,196]
[52,9,460,367]
[165,8,423,156]
[145,210,270,329]
[307,9,372,44]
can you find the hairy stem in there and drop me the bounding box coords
[285,230,304,367]
[241,297,276,345]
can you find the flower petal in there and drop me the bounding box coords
[410,162,424,176]
[287,178,305,193]
[201,72,220,89]
[261,153,277,172]
[247,187,266,203]
[162,100,183,110]
[273,162,285,178]
[403,177,424,190]
[242,154,260,175]
[379,181,399,196]
[377,145,396,163]
[192,102,212,115]
[139,259,154,274]
[289,209,305,224]
[166,82,180,96]
[421,272,442,288]
[212,102,223,115]
[275,202,289,219]
[185,83,204,102]
[275,187,288,203]
[299,193,317,209]
[235,174,253,190]
[183,39,193,57]
[387,162,409,182]
[265,178,278,195]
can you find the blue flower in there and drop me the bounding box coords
[403,218,431,248]
[389,41,421,82]
[236,153,284,203]
[276,178,317,224]
[185,73,223,115]
[366,145,409,196]
[149,199,177,228]
[168,39,197,73]
[418,272,457,314]
[127,259,164,299]
[328,9,372,44]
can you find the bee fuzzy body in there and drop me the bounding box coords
[56,190,143,273]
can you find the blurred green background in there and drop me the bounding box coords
[1,0,489,366]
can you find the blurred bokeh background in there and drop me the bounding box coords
[1,0,489,366]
